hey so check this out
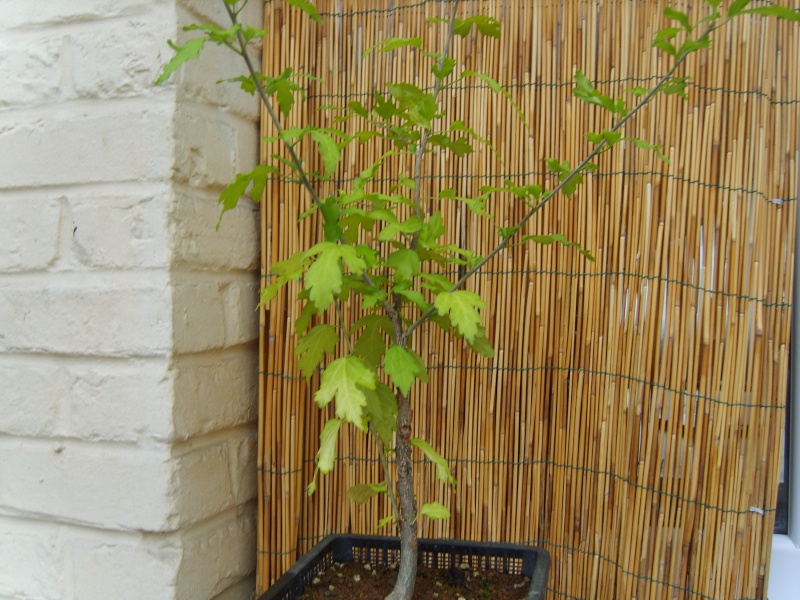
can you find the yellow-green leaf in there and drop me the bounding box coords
[315,357,376,431]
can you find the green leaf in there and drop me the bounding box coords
[295,324,338,381]
[740,6,800,21]
[453,15,501,39]
[499,225,521,239]
[294,301,316,335]
[678,37,712,56]
[377,216,424,241]
[155,37,205,85]
[660,76,690,97]
[521,233,595,262]
[394,285,428,310]
[337,244,367,275]
[420,502,451,520]
[316,419,341,474]
[304,243,343,313]
[434,290,485,343]
[285,0,323,24]
[380,36,423,52]
[386,83,439,129]
[468,328,495,358]
[411,438,457,488]
[561,172,583,197]
[348,100,369,117]
[386,249,421,283]
[217,165,280,228]
[353,315,392,368]
[376,514,396,530]
[419,272,452,293]
[545,157,569,174]
[663,7,692,31]
[572,70,617,112]
[347,482,387,504]
[654,26,683,42]
[418,212,446,247]
[432,56,457,79]
[627,86,650,96]
[319,196,342,242]
[652,39,678,57]
[311,131,341,177]
[315,356,377,431]
[705,0,722,8]
[727,0,751,18]
[364,382,398,445]
[632,138,671,163]
[385,345,425,396]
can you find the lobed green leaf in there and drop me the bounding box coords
[434,291,485,343]
[315,356,377,431]
[295,324,339,381]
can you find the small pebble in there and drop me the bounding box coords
[328,584,335,591]
[364,563,372,570]
[353,574,361,582]
[459,563,470,570]
[312,577,321,585]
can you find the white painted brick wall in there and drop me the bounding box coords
[0,0,262,598]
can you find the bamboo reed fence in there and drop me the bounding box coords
[257,1,799,598]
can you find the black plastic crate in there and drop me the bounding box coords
[258,534,550,600]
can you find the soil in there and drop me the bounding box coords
[297,560,532,600]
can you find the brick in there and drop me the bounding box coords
[0,438,177,532]
[0,103,174,189]
[170,190,259,272]
[0,195,61,272]
[0,356,174,441]
[69,532,181,600]
[0,275,172,356]
[171,279,227,353]
[173,440,235,524]
[0,519,62,600]
[222,276,261,347]
[71,15,172,100]
[172,274,260,353]
[172,350,258,439]
[67,187,170,269]
[177,506,257,599]
[0,37,63,107]
[171,430,257,526]
[0,359,69,437]
[173,106,240,189]
[0,0,158,30]
[63,359,174,442]
[228,431,258,505]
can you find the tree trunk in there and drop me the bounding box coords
[385,391,417,600]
